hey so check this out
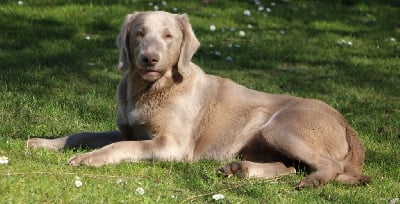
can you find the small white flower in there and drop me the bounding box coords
[234,44,241,48]
[271,2,276,6]
[266,8,272,13]
[172,7,178,12]
[228,44,232,48]
[212,194,225,201]
[116,178,124,184]
[390,198,399,204]
[0,156,8,164]
[243,10,251,16]
[337,39,353,46]
[247,24,253,29]
[279,30,285,35]
[214,51,221,56]
[154,5,159,10]
[226,56,233,62]
[390,37,396,42]
[210,24,216,31]
[161,1,167,6]
[85,36,91,40]
[74,177,83,188]
[258,6,264,11]
[209,44,214,48]
[239,30,246,37]
[135,187,145,195]
[148,2,153,6]
[171,195,177,199]
[18,1,24,6]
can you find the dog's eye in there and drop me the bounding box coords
[164,33,173,39]
[136,30,144,38]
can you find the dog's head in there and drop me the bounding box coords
[116,11,200,82]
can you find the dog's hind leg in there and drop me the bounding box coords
[261,106,349,189]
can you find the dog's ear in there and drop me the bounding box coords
[176,14,200,76]
[116,13,139,72]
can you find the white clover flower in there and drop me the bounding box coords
[390,37,396,42]
[228,44,232,48]
[18,1,24,6]
[172,7,178,12]
[210,24,216,31]
[148,2,153,6]
[0,156,8,164]
[154,5,159,10]
[234,44,241,48]
[243,10,251,16]
[135,187,145,195]
[161,1,167,6]
[212,194,225,201]
[266,8,272,13]
[226,56,233,62]
[85,36,91,40]
[209,44,214,48]
[271,2,276,6]
[74,177,83,188]
[247,24,253,29]
[279,30,285,35]
[214,51,221,56]
[258,6,264,11]
[347,41,353,46]
[239,30,246,37]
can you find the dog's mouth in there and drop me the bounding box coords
[143,69,160,77]
[138,68,163,81]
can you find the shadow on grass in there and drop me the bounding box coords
[0,7,123,101]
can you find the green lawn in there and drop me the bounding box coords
[1,0,399,203]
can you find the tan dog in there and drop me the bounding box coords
[27,11,370,189]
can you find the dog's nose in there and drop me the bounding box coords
[141,53,159,66]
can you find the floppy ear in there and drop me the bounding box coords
[177,14,200,76]
[116,13,139,71]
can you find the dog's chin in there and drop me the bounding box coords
[140,70,163,82]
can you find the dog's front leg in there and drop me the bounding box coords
[27,131,125,150]
[67,136,185,166]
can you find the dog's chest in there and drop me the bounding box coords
[127,91,172,126]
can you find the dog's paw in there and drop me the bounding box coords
[217,162,246,178]
[296,176,323,190]
[26,138,61,151]
[67,150,116,167]
[68,153,101,167]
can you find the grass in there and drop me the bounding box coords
[0,0,399,203]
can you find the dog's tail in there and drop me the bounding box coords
[335,125,371,185]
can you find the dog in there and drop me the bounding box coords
[27,11,370,189]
